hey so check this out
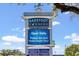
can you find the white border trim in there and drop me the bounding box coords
[27,46,50,49]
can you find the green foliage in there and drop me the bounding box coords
[52,40,55,47]
[75,52,79,56]
[65,44,79,56]
[0,49,25,56]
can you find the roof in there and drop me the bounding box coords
[23,12,52,16]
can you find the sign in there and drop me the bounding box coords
[28,29,50,45]
[28,49,50,56]
[28,18,49,27]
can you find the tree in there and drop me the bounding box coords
[0,49,25,56]
[54,3,79,14]
[65,44,79,56]
[75,52,79,56]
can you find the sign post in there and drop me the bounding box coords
[23,4,54,56]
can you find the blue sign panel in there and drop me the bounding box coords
[28,18,49,27]
[28,49,50,56]
[28,29,50,45]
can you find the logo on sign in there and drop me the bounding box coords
[28,18,49,28]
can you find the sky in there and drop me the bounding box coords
[0,3,79,55]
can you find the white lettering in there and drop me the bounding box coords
[30,37,48,40]
[31,32,47,35]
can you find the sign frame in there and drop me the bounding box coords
[28,29,50,45]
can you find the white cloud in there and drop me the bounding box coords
[17,47,23,50]
[3,42,11,45]
[64,36,70,39]
[53,45,64,54]
[16,47,25,53]
[53,21,60,26]
[54,45,61,49]
[64,33,79,44]
[72,41,79,44]
[64,12,70,14]
[2,35,25,43]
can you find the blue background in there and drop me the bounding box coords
[28,29,50,45]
